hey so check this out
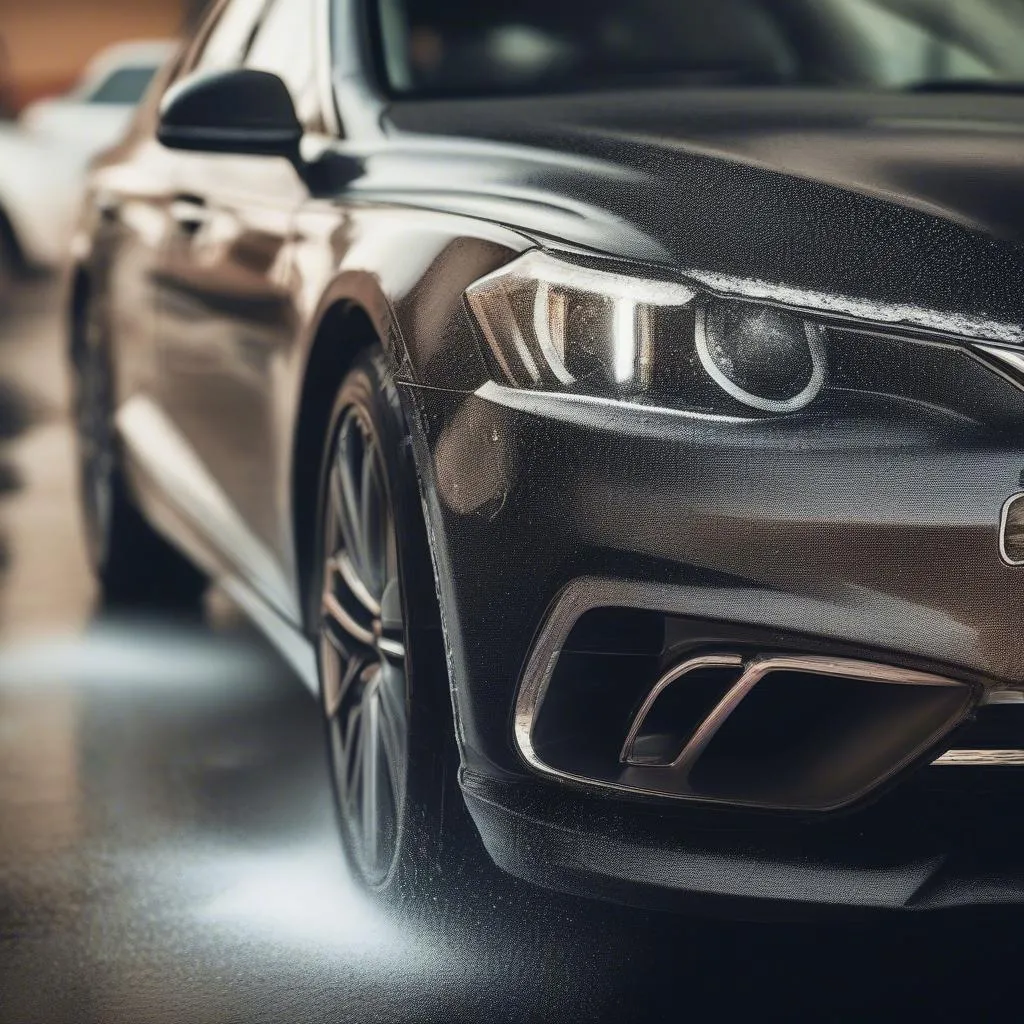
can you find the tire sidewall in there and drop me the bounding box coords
[74,301,115,573]
[313,349,457,901]
[72,297,205,610]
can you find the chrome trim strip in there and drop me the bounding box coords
[670,662,763,771]
[998,492,1024,567]
[976,344,1024,381]
[683,268,1024,346]
[672,654,965,772]
[475,380,755,427]
[933,749,1024,766]
[219,576,319,697]
[620,653,743,764]
[982,689,1024,704]
[512,578,975,809]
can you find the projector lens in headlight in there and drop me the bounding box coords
[696,298,827,412]
[465,250,828,413]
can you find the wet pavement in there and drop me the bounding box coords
[0,280,1022,1022]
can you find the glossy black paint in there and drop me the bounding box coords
[70,0,1024,908]
[158,69,304,160]
[387,90,1024,321]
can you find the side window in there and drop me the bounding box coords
[189,0,270,73]
[244,0,323,130]
[832,0,993,87]
[85,66,160,106]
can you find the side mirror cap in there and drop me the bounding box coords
[157,68,303,160]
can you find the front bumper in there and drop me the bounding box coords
[399,327,1024,908]
[461,741,1024,913]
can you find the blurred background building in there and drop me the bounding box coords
[0,0,209,113]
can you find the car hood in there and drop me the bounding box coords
[386,89,1024,330]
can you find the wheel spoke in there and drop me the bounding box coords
[377,578,405,664]
[322,590,376,647]
[322,636,367,719]
[330,464,362,579]
[334,551,381,617]
[375,664,406,804]
[343,703,364,809]
[318,395,410,885]
[361,675,380,868]
[320,632,342,712]
[336,421,370,583]
[320,604,365,661]
[360,446,385,597]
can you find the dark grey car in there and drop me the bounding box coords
[71,0,1024,912]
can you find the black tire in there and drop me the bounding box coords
[73,298,206,612]
[312,347,478,906]
[0,217,17,310]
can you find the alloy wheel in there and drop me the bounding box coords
[319,404,409,886]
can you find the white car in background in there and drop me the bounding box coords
[19,40,177,159]
[0,40,176,296]
[0,126,79,292]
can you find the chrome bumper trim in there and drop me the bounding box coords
[932,749,1024,766]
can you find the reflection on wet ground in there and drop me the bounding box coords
[0,281,1021,1021]
[0,617,624,1022]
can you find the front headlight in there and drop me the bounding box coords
[465,250,827,414]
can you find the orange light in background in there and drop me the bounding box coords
[0,0,199,110]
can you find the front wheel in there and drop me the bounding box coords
[312,348,477,902]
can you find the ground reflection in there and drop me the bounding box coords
[0,616,628,1022]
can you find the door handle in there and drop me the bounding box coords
[169,196,209,234]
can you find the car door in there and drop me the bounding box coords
[151,0,322,621]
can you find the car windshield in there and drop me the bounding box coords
[84,65,159,105]
[370,0,1024,97]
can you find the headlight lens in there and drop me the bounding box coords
[696,299,826,413]
[465,250,827,414]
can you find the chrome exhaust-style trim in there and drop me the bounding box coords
[511,578,976,810]
[621,653,965,772]
[668,654,964,772]
[619,653,743,765]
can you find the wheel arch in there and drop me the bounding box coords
[291,294,392,633]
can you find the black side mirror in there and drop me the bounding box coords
[157,69,303,161]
